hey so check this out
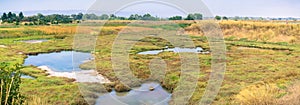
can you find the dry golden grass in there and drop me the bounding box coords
[31,26,76,35]
[185,20,300,43]
[235,82,282,105]
[0,27,25,31]
[25,96,50,105]
[235,81,300,105]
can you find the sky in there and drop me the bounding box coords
[0,0,299,18]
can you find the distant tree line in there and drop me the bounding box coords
[0,12,209,25]
[1,12,24,25]
[1,11,298,25]
[213,15,298,21]
[83,13,204,21]
[1,12,83,25]
[82,13,161,20]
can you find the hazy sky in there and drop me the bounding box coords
[0,0,299,17]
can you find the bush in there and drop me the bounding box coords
[15,22,19,25]
[0,63,24,105]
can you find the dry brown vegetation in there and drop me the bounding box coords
[186,20,300,43]
[235,81,300,105]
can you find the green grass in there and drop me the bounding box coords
[0,25,85,104]
[21,76,86,104]
[82,22,300,104]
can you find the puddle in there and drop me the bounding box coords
[21,74,35,79]
[21,39,48,44]
[138,47,209,55]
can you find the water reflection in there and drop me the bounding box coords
[96,82,171,105]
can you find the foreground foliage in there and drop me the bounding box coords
[0,63,23,105]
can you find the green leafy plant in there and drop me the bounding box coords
[0,62,24,105]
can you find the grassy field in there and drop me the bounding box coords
[1,20,300,104]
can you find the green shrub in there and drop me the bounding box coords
[178,23,192,28]
[0,62,24,105]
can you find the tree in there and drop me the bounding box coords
[244,17,250,20]
[76,13,83,20]
[71,14,77,19]
[184,13,203,20]
[128,14,136,20]
[7,12,12,19]
[7,12,13,23]
[234,16,240,21]
[117,16,126,20]
[99,14,109,20]
[109,14,117,20]
[222,16,228,20]
[1,13,7,22]
[18,12,24,21]
[129,14,142,20]
[36,13,46,25]
[169,16,182,20]
[215,15,222,20]
[37,13,44,19]
[194,13,203,20]
[12,13,17,21]
[185,14,195,20]
[259,17,264,20]
[142,13,152,20]
[15,21,20,25]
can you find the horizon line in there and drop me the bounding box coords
[0,10,299,18]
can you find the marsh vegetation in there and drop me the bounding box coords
[0,20,300,105]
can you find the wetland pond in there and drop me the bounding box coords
[98,47,209,104]
[24,51,172,104]
[96,82,171,105]
[24,51,91,72]
[23,51,110,83]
